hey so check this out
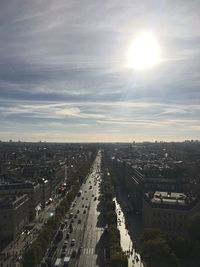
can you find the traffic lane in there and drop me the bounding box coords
[61,157,101,251]
[78,189,104,266]
[57,170,97,257]
[56,206,90,261]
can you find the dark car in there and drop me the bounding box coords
[61,248,66,257]
[66,233,70,239]
[71,250,76,258]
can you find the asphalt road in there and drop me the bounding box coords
[55,150,106,267]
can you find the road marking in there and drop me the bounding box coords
[81,247,104,256]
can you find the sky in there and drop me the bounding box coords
[0,0,200,142]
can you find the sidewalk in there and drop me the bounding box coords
[115,187,143,249]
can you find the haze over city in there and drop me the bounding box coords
[0,0,200,142]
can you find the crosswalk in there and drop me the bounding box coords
[66,225,104,231]
[65,247,105,257]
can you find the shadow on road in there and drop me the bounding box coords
[95,231,107,267]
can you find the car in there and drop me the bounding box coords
[83,210,86,214]
[104,225,108,233]
[82,197,84,200]
[71,250,76,258]
[78,219,81,224]
[64,240,68,246]
[66,233,70,239]
[60,223,65,230]
[61,250,66,257]
[94,197,97,201]
[63,257,70,266]
[71,239,75,246]
[63,244,67,249]
[77,209,80,213]
[78,247,83,255]
[74,214,77,218]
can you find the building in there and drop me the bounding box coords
[39,178,51,208]
[0,195,29,240]
[143,177,190,193]
[0,182,41,220]
[142,191,200,235]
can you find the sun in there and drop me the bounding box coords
[127,32,161,70]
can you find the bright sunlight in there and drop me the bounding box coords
[127,32,161,70]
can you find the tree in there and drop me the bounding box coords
[22,246,39,267]
[188,212,200,242]
[140,228,164,243]
[110,250,128,267]
[141,229,180,267]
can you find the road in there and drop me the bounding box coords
[54,150,106,267]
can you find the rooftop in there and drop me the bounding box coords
[0,194,29,209]
[152,191,187,205]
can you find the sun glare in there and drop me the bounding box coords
[127,32,161,70]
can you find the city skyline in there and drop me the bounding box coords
[0,0,200,142]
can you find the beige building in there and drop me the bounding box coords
[142,191,200,234]
[0,195,29,240]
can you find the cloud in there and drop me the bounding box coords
[0,0,200,141]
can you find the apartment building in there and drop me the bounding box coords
[0,195,29,240]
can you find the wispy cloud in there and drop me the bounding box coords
[0,0,199,141]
